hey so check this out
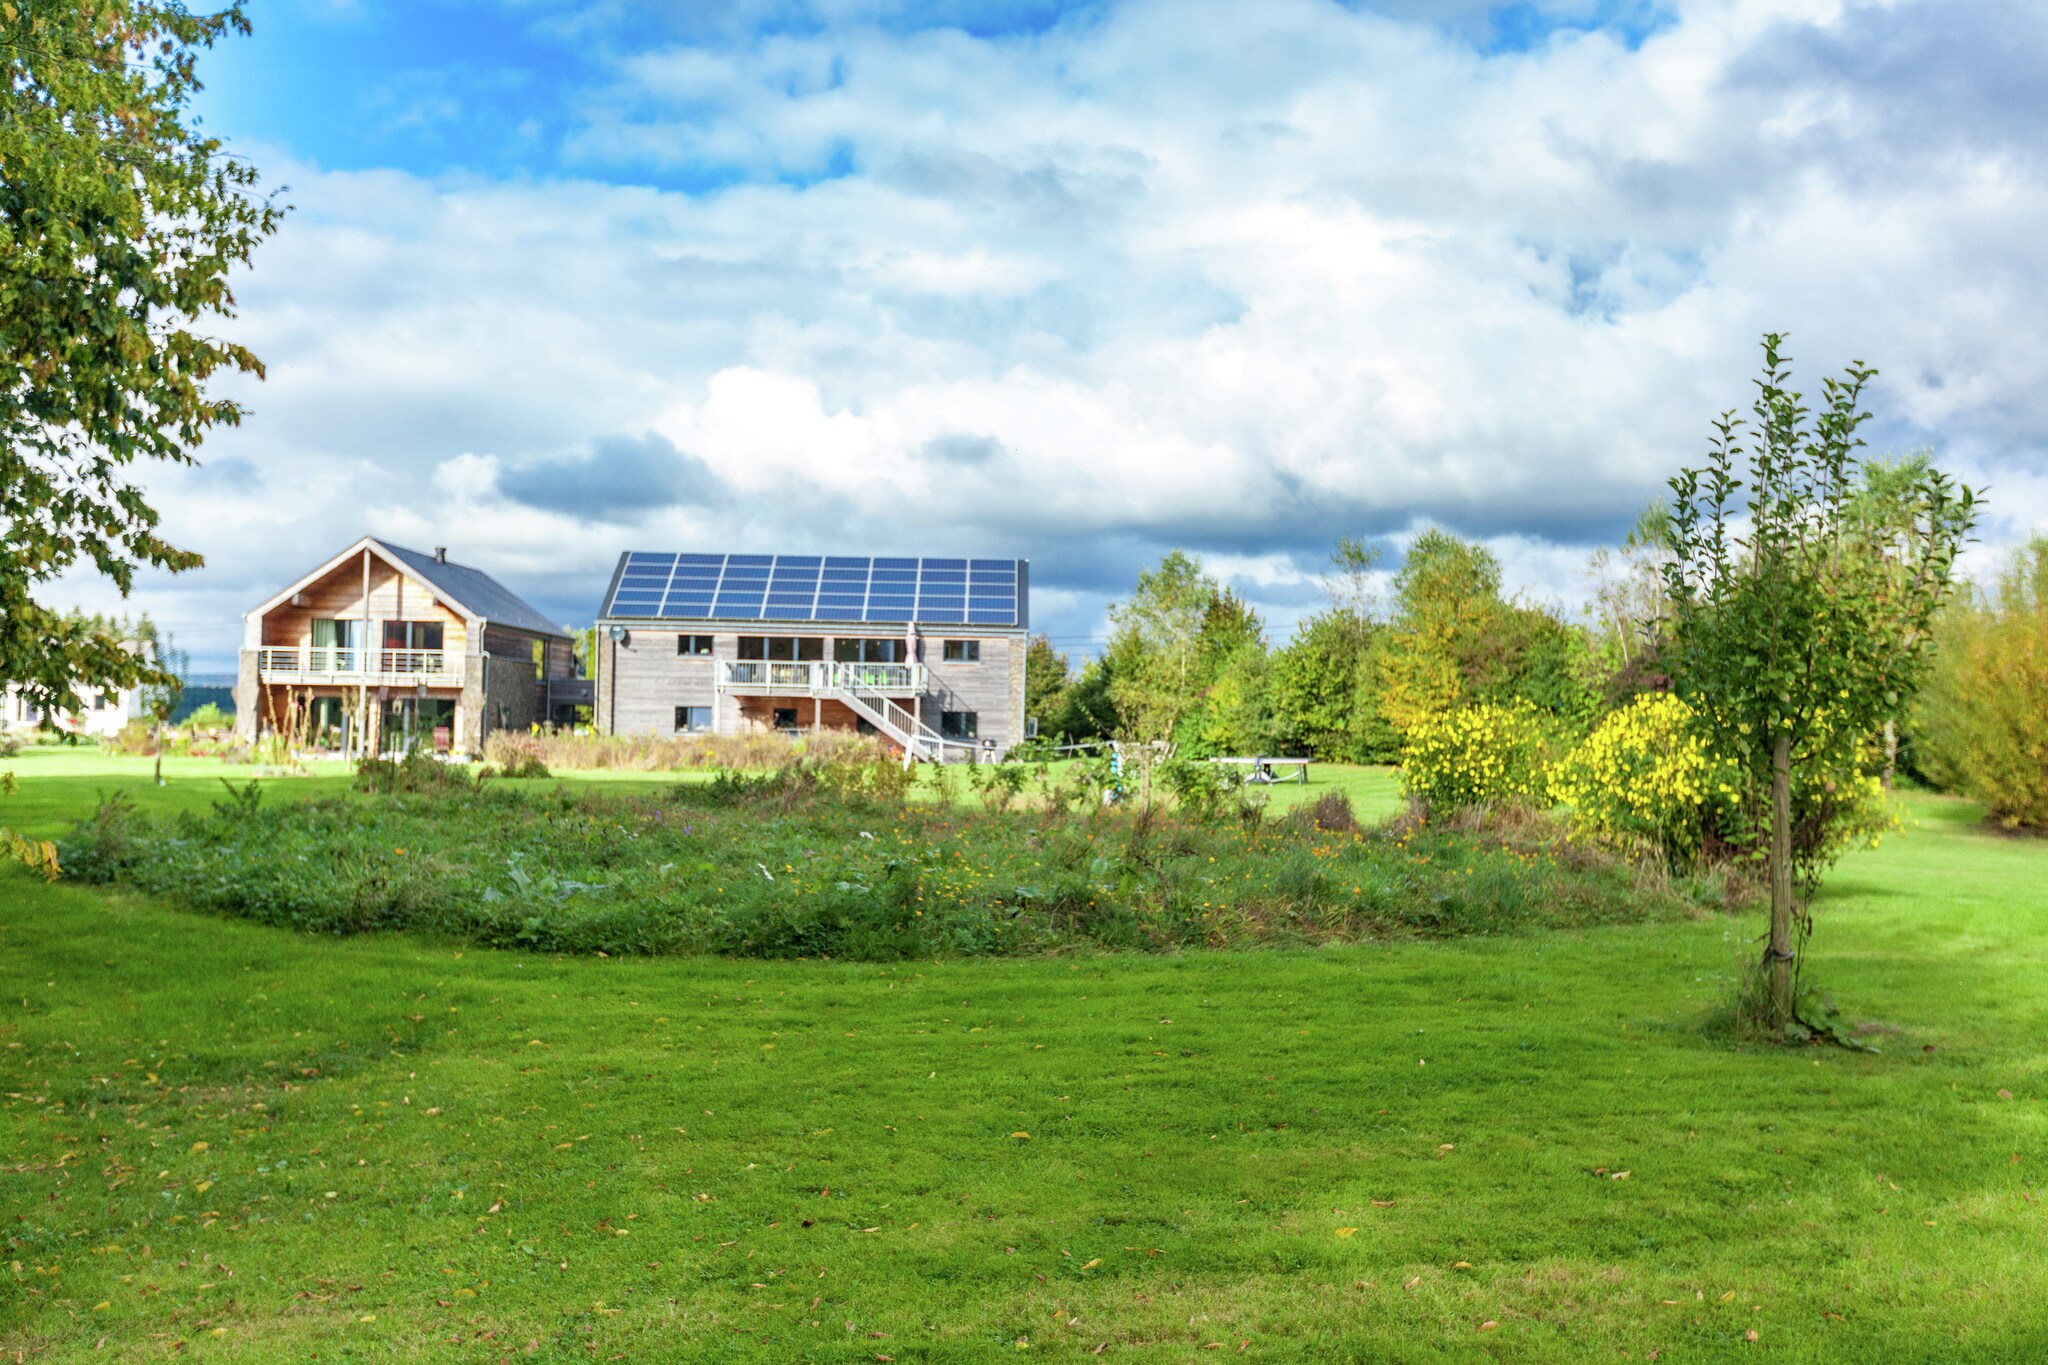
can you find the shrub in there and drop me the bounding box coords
[1549,693,1741,864]
[1400,699,1553,818]
[966,760,1031,812]
[185,702,233,733]
[355,750,475,795]
[1917,539,2048,829]
[480,728,887,774]
[57,771,1718,961]
[102,719,158,756]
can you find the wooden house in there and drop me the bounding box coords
[233,537,577,756]
[592,553,1029,761]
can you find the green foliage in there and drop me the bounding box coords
[1047,656,1118,742]
[1269,610,1392,762]
[56,766,1702,961]
[1022,633,1072,735]
[1107,550,1220,751]
[1917,538,2048,828]
[1549,693,1741,864]
[182,701,233,733]
[1399,699,1555,817]
[1663,333,1976,1027]
[1,2,281,719]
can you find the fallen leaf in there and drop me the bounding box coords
[1011,1132,1031,1140]
[1370,1199,1394,1208]
[1452,1261,1472,1270]
[1745,1329,1759,1342]
[190,1142,208,1152]
[1998,1089,2014,1100]
[1334,1227,1358,1238]
[1080,1258,1102,1270]
[1478,1320,1498,1331]
[1610,1171,1631,1181]
[1402,1277,1421,1290]
[1720,1291,1737,1303]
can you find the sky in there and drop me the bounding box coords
[67,0,2048,673]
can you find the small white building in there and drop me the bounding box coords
[2,679,145,738]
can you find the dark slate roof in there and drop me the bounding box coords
[373,539,569,639]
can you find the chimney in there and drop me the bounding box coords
[434,546,448,564]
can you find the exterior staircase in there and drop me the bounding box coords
[718,660,967,762]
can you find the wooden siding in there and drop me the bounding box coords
[599,625,1027,752]
[923,634,1021,749]
[607,630,723,736]
[257,555,468,656]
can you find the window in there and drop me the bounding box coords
[382,620,444,650]
[772,706,800,730]
[940,710,978,739]
[739,636,822,661]
[832,638,904,664]
[677,635,715,657]
[92,691,109,711]
[942,640,980,663]
[675,705,712,733]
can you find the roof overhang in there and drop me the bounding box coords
[243,537,481,625]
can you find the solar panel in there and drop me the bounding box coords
[604,554,1026,626]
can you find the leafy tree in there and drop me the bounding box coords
[1843,450,1945,787]
[1270,609,1382,761]
[1107,552,1214,743]
[2,2,281,721]
[1585,501,1676,701]
[1050,656,1117,742]
[139,633,187,786]
[1663,335,1976,1033]
[1023,633,1071,734]
[1916,538,2048,828]
[1376,530,1509,732]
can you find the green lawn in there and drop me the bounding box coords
[2,750,2043,1361]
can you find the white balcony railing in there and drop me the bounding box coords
[257,647,457,681]
[718,660,925,696]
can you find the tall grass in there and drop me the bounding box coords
[482,728,887,772]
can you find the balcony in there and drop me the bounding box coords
[718,660,925,697]
[257,646,462,685]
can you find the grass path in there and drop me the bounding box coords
[1,751,2043,1361]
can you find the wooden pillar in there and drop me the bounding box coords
[359,548,372,761]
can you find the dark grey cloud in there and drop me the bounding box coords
[497,432,727,521]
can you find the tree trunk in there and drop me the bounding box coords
[1767,732,1795,1028]
[1882,718,1897,792]
[153,723,164,787]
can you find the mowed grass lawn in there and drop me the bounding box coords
[1,749,2043,1362]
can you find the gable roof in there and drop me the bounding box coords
[246,536,570,640]
[374,540,569,639]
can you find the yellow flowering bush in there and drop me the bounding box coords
[1553,693,1897,879]
[1549,694,1741,863]
[1401,699,1553,817]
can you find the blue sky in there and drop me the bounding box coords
[86,0,2048,670]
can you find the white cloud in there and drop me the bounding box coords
[63,0,2048,670]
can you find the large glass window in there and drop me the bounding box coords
[940,710,978,739]
[942,640,981,663]
[677,635,715,657]
[675,705,712,733]
[738,636,822,662]
[382,620,444,650]
[833,638,905,663]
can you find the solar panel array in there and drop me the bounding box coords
[603,554,1025,626]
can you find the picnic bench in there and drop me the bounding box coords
[1207,755,1311,784]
